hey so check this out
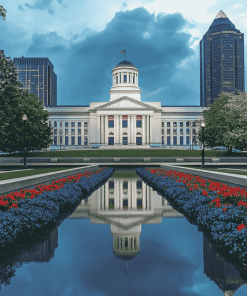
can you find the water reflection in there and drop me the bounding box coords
[68,173,184,262]
[203,234,246,296]
[0,228,58,289]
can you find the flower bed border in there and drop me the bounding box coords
[0,167,115,260]
[136,167,247,266]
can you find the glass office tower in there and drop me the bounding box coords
[200,10,245,106]
[13,57,57,106]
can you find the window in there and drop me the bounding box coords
[71,136,75,145]
[186,136,190,145]
[109,181,114,189]
[180,129,183,135]
[173,136,177,145]
[78,122,81,127]
[186,121,190,127]
[65,129,68,135]
[84,129,88,134]
[167,122,170,127]
[192,122,196,127]
[180,136,183,145]
[84,122,88,127]
[186,128,190,134]
[193,129,196,135]
[71,122,75,127]
[122,115,128,127]
[124,75,127,83]
[60,136,62,145]
[180,122,183,127]
[173,122,177,127]
[162,122,164,127]
[54,137,57,145]
[137,181,142,189]
[123,181,128,189]
[167,136,170,145]
[71,129,75,135]
[65,122,68,127]
[162,130,164,135]
[54,129,57,135]
[78,136,81,145]
[60,122,62,127]
[65,136,68,145]
[167,129,170,135]
[162,136,164,144]
[136,115,142,128]
[84,137,88,145]
[78,129,81,135]
[54,121,57,127]
[108,115,114,127]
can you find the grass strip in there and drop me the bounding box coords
[2,149,247,158]
[0,167,75,181]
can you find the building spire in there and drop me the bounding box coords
[215,10,227,19]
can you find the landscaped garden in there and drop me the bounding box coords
[0,166,114,260]
[136,167,247,268]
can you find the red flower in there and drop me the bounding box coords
[202,190,208,196]
[237,224,246,231]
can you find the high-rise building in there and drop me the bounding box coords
[13,57,57,106]
[200,10,245,106]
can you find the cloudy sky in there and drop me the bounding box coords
[1,0,246,106]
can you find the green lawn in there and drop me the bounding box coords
[2,149,247,158]
[184,166,247,176]
[0,167,75,181]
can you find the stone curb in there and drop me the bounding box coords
[0,165,99,195]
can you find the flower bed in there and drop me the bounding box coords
[0,167,114,252]
[136,167,247,264]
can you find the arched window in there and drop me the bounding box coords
[109,132,114,135]
[123,132,128,135]
[136,132,142,135]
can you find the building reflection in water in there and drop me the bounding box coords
[68,174,184,262]
[203,234,246,296]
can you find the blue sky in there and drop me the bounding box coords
[1,0,246,106]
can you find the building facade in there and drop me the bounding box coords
[200,10,245,107]
[13,57,57,106]
[45,60,204,149]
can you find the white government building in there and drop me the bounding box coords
[45,60,204,149]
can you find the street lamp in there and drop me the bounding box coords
[22,114,28,169]
[201,122,206,168]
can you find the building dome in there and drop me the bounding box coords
[117,60,135,67]
[110,60,141,101]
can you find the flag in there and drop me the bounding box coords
[120,50,125,54]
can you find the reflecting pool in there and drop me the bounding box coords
[1,170,247,296]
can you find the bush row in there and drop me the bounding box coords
[136,167,247,264]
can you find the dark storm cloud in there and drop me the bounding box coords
[24,7,199,105]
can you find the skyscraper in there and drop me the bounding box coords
[200,10,245,107]
[13,57,57,106]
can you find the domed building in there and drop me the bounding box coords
[45,60,204,149]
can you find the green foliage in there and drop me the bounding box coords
[201,91,247,152]
[0,50,53,153]
[0,6,6,20]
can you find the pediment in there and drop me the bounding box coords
[92,96,157,110]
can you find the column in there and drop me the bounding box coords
[146,115,150,144]
[128,180,131,209]
[142,115,146,144]
[75,121,78,145]
[136,73,138,85]
[119,115,121,144]
[119,180,123,210]
[131,181,135,209]
[114,115,118,144]
[143,182,146,210]
[128,115,131,143]
[171,121,173,145]
[133,115,136,144]
[105,182,109,210]
[105,115,108,144]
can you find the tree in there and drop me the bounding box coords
[199,91,247,152]
[0,6,6,20]
[0,50,53,153]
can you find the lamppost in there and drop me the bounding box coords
[22,114,28,169]
[201,122,206,168]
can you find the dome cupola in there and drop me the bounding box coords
[109,60,141,101]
